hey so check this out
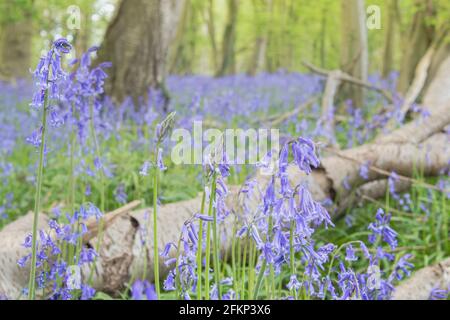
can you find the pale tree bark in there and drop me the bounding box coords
[393,257,450,300]
[397,0,436,94]
[248,37,268,75]
[97,0,186,105]
[340,0,368,108]
[423,35,450,94]
[0,1,34,81]
[216,0,238,76]
[386,45,435,127]
[423,54,450,111]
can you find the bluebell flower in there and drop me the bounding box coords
[220,277,233,286]
[114,184,128,204]
[388,171,399,198]
[156,148,167,171]
[429,287,448,300]
[250,225,264,249]
[390,254,414,281]
[131,280,157,300]
[368,208,398,249]
[287,274,302,291]
[53,38,72,54]
[218,151,231,178]
[210,284,219,300]
[291,137,319,174]
[26,127,43,149]
[236,225,248,238]
[161,242,177,258]
[81,285,96,300]
[79,248,98,264]
[22,233,33,248]
[139,161,150,176]
[164,271,176,291]
[345,244,358,262]
[195,213,214,222]
[359,161,370,180]
[222,289,236,300]
[17,254,31,268]
[85,184,91,196]
[263,176,276,214]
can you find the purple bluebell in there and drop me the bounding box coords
[291,137,319,174]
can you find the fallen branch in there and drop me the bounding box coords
[252,97,316,126]
[83,200,142,243]
[397,46,435,119]
[269,98,316,127]
[320,71,341,146]
[302,60,394,103]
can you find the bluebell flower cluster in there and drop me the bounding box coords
[131,280,157,300]
[1,41,442,302]
[17,203,102,300]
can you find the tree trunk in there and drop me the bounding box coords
[168,0,194,75]
[205,0,218,73]
[73,1,93,59]
[397,0,435,94]
[423,40,450,94]
[381,0,396,78]
[0,1,34,81]
[216,0,238,76]
[247,0,271,75]
[97,0,186,105]
[339,0,368,108]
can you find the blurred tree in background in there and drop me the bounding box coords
[0,0,34,79]
[1,0,450,104]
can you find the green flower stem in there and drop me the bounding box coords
[205,171,217,300]
[248,241,255,298]
[289,220,297,299]
[196,190,206,299]
[240,235,248,299]
[153,145,161,298]
[87,100,106,286]
[174,233,183,299]
[231,218,238,296]
[89,101,105,213]
[69,103,76,216]
[253,213,273,300]
[252,259,267,300]
[211,176,221,299]
[28,83,50,300]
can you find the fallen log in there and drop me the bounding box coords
[393,257,450,300]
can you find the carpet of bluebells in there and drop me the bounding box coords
[0,39,449,300]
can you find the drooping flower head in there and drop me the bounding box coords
[291,137,320,175]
